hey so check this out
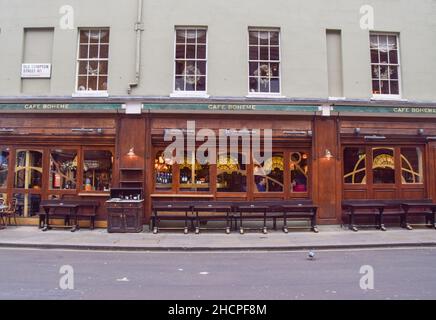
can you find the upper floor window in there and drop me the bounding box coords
[370,33,400,98]
[76,28,110,92]
[249,29,281,94]
[174,27,207,93]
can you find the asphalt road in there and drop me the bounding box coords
[0,247,435,300]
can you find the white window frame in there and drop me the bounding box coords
[370,32,402,101]
[170,26,209,98]
[73,28,110,97]
[246,27,284,98]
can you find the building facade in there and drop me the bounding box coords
[0,0,436,226]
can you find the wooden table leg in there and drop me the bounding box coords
[262,209,267,234]
[350,209,358,232]
[283,212,288,233]
[42,208,50,231]
[239,210,244,234]
[379,208,387,231]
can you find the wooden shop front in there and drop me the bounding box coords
[1,102,436,228]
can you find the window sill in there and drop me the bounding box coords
[246,93,285,99]
[371,95,405,101]
[170,92,210,99]
[72,91,109,98]
[328,97,347,101]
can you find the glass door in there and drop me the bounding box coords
[13,149,43,217]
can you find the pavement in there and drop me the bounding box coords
[0,225,436,251]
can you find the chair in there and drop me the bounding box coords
[3,198,18,227]
[0,198,6,227]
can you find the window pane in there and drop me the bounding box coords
[249,31,259,45]
[89,30,100,43]
[176,30,186,44]
[259,46,269,60]
[372,65,379,79]
[372,80,380,95]
[259,32,269,45]
[254,152,284,192]
[197,45,206,59]
[176,45,185,59]
[371,50,379,64]
[78,61,88,75]
[13,193,41,218]
[98,76,108,91]
[154,151,173,191]
[186,45,196,59]
[50,150,77,190]
[249,46,258,60]
[270,32,279,45]
[0,149,9,188]
[270,46,280,60]
[77,76,87,91]
[100,30,110,43]
[401,148,423,184]
[373,148,395,184]
[196,76,206,91]
[249,62,258,77]
[87,76,98,91]
[186,29,196,43]
[175,76,185,91]
[99,45,109,59]
[80,30,90,44]
[83,150,112,192]
[389,50,398,64]
[249,77,258,93]
[270,78,280,93]
[196,61,206,76]
[390,80,399,95]
[380,51,388,64]
[217,153,247,192]
[380,66,389,79]
[290,152,309,192]
[180,153,210,192]
[387,36,397,50]
[89,45,99,59]
[99,61,108,75]
[197,30,206,44]
[79,45,88,59]
[389,66,398,80]
[344,148,366,184]
[381,80,390,94]
[14,150,43,189]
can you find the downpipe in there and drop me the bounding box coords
[128,0,144,94]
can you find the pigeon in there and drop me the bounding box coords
[308,251,315,260]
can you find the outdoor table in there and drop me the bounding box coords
[342,202,387,232]
[194,204,233,234]
[41,203,80,232]
[152,204,193,234]
[0,204,7,229]
[402,202,436,230]
[281,204,319,233]
[238,205,269,235]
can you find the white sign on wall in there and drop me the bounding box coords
[21,63,52,78]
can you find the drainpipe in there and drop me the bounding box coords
[128,0,144,94]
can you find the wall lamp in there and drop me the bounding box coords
[324,149,333,160]
[364,135,386,140]
[127,147,137,157]
[0,128,15,133]
[418,129,425,136]
[71,128,104,134]
[354,128,361,135]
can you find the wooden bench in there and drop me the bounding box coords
[152,200,317,234]
[402,200,436,230]
[39,199,99,230]
[342,199,433,231]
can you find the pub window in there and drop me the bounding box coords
[174,27,207,92]
[290,152,309,193]
[372,147,395,184]
[13,193,41,217]
[14,150,43,189]
[217,153,247,193]
[249,29,280,94]
[154,151,173,191]
[343,147,366,184]
[76,28,110,92]
[0,148,9,188]
[179,151,210,192]
[254,152,284,192]
[401,147,423,184]
[370,33,400,96]
[82,150,112,192]
[49,150,78,190]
